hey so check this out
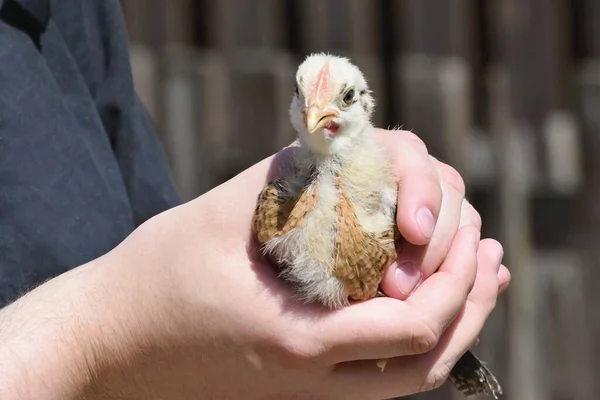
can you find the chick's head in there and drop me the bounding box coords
[289,54,375,156]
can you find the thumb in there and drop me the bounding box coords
[379,260,422,301]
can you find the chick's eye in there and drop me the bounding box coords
[343,89,355,105]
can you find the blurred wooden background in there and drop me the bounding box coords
[120,1,599,399]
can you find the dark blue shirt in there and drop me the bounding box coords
[0,0,181,306]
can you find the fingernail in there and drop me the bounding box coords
[395,262,422,295]
[416,207,436,239]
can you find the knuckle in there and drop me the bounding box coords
[466,278,477,301]
[418,166,442,188]
[487,292,499,313]
[439,164,466,196]
[471,206,482,230]
[454,239,478,295]
[405,165,442,201]
[420,363,453,392]
[455,271,476,302]
[481,238,505,268]
[408,320,441,354]
[271,332,325,369]
[490,239,505,260]
[466,252,479,292]
[402,131,428,153]
[398,170,442,214]
[461,200,482,230]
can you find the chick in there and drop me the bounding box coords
[253,54,398,308]
[252,53,502,398]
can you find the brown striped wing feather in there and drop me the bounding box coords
[332,172,398,301]
[252,178,319,245]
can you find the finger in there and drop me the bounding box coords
[458,199,482,230]
[472,239,506,294]
[373,129,442,246]
[410,160,468,272]
[383,162,467,299]
[402,225,479,340]
[498,265,510,294]
[413,240,501,386]
[316,225,479,364]
[328,238,501,400]
[465,239,502,299]
[379,259,422,301]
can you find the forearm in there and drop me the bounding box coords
[0,264,91,397]
[0,251,156,399]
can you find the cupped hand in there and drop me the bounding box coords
[102,129,509,399]
[373,129,510,299]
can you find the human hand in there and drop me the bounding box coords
[0,129,509,400]
[76,129,508,399]
[372,129,511,298]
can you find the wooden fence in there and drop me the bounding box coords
[120,1,600,398]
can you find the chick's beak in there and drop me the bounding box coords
[303,106,340,133]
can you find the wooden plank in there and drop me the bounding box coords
[164,0,195,44]
[462,128,496,188]
[574,60,600,399]
[487,66,543,400]
[163,47,198,199]
[191,52,235,194]
[577,0,600,58]
[485,0,570,187]
[121,0,169,145]
[573,23,600,400]
[486,0,562,119]
[394,55,473,174]
[534,250,595,400]
[129,44,159,120]
[392,0,474,60]
[391,0,476,176]
[571,26,600,400]
[120,0,153,44]
[223,49,296,175]
[296,0,381,55]
[543,111,582,194]
[203,0,287,51]
[162,47,232,200]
